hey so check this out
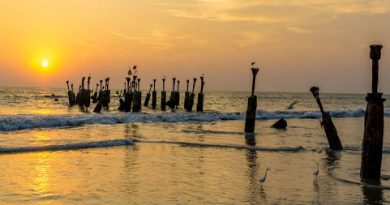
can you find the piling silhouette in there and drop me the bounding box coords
[361,44,385,182]
[66,81,76,106]
[167,78,176,110]
[93,80,104,113]
[152,79,157,109]
[102,78,111,109]
[310,86,343,150]
[132,78,142,112]
[196,76,205,112]
[244,63,259,133]
[184,79,190,110]
[92,83,99,103]
[84,76,91,109]
[186,78,197,112]
[161,77,167,111]
[144,84,153,106]
[124,77,132,112]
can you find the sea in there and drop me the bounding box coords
[0,87,390,204]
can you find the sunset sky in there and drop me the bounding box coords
[0,0,389,93]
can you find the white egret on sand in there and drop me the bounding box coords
[259,168,270,189]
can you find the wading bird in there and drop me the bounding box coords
[259,168,270,189]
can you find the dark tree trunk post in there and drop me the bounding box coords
[161,78,166,111]
[361,44,385,182]
[66,81,74,106]
[167,78,176,110]
[196,76,205,112]
[310,86,343,150]
[152,79,157,109]
[245,63,259,133]
[85,76,91,109]
[184,79,190,110]
[124,77,132,112]
[175,80,180,107]
[144,84,152,106]
[186,78,197,112]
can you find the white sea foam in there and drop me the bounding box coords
[0,108,387,131]
[0,139,134,154]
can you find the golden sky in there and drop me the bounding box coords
[0,0,389,92]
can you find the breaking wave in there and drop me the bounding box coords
[0,108,388,132]
[0,139,134,154]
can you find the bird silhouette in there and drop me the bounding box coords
[259,168,270,189]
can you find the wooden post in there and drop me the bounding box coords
[361,44,385,182]
[167,78,176,110]
[310,86,343,150]
[184,79,190,110]
[196,76,205,112]
[124,77,132,112]
[161,78,167,111]
[144,84,152,106]
[66,81,74,106]
[186,78,197,112]
[84,76,91,109]
[152,79,157,109]
[244,63,259,133]
[132,78,142,112]
[175,80,180,107]
[92,83,99,103]
[102,77,110,109]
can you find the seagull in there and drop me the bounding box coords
[259,168,270,189]
[313,162,320,180]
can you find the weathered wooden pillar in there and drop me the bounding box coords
[78,77,85,108]
[84,76,91,109]
[175,80,180,107]
[310,86,343,150]
[161,77,167,111]
[132,78,142,112]
[152,79,157,109]
[361,44,385,182]
[184,79,190,110]
[167,78,176,110]
[71,83,76,104]
[244,63,259,133]
[102,77,111,108]
[186,78,197,112]
[144,84,153,106]
[92,83,99,103]
[196,76,205,112]
[124,77,132,112]
[66,81,74,106]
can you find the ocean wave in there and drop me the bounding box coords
[136,140,305,152]
[0,139,134,154]
[0,108,387,131]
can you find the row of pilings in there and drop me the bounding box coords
[66,67,205,113]
[244,45,385,184]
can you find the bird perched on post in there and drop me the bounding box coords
[258,168,270,189]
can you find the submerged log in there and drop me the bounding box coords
[196,76,205,112]
[310,86,343,150]
[361,44,385,182]
[245,63,259,133]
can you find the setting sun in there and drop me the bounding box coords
[41,60,49,68]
